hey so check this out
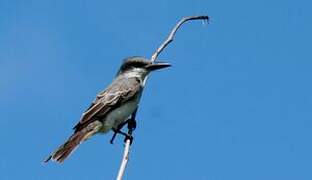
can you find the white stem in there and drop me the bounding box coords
[150,15,209,62]
[116,139,131,180]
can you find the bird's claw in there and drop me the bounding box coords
[124,134,134,145]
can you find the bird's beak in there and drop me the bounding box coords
[145,62,171,71]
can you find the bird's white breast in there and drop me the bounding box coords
[100,96,140,133]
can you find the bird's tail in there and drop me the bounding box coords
[44,122,102,163]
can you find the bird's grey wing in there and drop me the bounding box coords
[82,88,108,112]
[73,77,142,132]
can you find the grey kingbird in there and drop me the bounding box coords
[44,56,170,163]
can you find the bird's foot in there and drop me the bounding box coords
[109,117,137,144]
[124,133,134,145]
[110,129,134,145]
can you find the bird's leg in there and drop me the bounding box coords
[110,129,118,144]
[124,107,138,144]
[111,128,129,138]
[109,107,138,144]
[110,121,128,144]
[127,109,137,132]
[110,126,132,144]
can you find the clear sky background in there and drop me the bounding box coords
[0,0,311,179]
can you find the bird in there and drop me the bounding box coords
[44,56,171,163]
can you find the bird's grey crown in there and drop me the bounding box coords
[119,56,151,72]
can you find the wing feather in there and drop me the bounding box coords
[73,77,141,132]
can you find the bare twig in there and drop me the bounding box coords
[116,139,131,180]
[116,110,136,180]
[151,15,209,62]
[116,15,208,180]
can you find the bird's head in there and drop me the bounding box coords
[117,56,171,78]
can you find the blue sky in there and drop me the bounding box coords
[1,0,311,179]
